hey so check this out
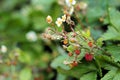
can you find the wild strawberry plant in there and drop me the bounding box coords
[42,0,120,80]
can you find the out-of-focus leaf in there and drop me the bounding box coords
[31,0,56,12]
[86,7,104,24]
[19,68,32,80]
[102,8,120,40]
[57,73,67,80]
[18,51,31,64]
[67,45,75,52]
[80,72,97,80]
[96,55,120,70]
[96,38,103,47]
[113,71,120,80]
[101,69,117,80]
[57,61,97,79]
[102,27,120,40]
[0,0,25,12]
[106,46,120,62]
[51,55,70,70]
[108,8,120,31]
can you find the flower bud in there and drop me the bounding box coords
[71,61,78,67]
[1,45,7,53]
[46,15,52,24]
[63,39,68,45]
[68,52,73,57]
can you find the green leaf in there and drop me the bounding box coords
[86,7,104,24]
[96,55,120,80]
[106,46,120,62]
[80,72,97,80]
[96,38,103,47]
[81,29,91,38]
[57,61,97,79]
[101,69,117,80]
[67,45,75,52]
[96,55,120,70]
[19,68,32,80]
[113,71,120,80]
[108,8,120,31]
[77,49,86,61]
[57,73,67,80]
[102,26,120,40]
[31,0,56,12]
[102,8,120,40]
[18,51,31,64]
[51,55,70,70]
[94,59,102,77]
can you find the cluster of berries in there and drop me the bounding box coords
[63,37,94,68]
[42,0,101,68]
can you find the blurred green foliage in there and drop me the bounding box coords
[0,0,61,80]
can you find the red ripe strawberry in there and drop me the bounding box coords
[85,53,93,61]
[68,52,73,57]
[88,41,93,47]
[75,49,80,55]
[71,61,78,67]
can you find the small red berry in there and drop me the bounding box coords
[68,52,73,57]
[85,53,93,61]
[75,49,80,55]
[88,41,93,47]
[71,61,78,67]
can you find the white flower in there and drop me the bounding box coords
[46,15,52,24]
[65,0,76,7]
[62,15,66,22]
[1,45,7,53]
[55,18,63,27]
[26,31,38,42]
